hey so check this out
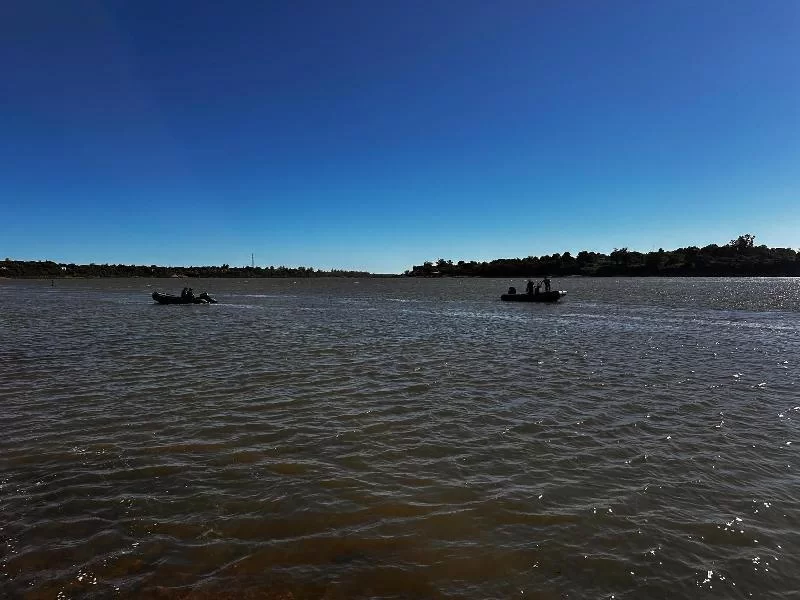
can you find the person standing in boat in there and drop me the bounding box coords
[543,277,551,292]
[525,279,534,295]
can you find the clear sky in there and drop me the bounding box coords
[2,1,798,273]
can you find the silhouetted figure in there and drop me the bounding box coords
[526,280,534,295]
[535,283,541,295]
[543,277,551,292]
[181,287,189,298]
[507,286,517,295]
[187,288,194,300]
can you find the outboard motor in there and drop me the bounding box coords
[507,286,517,295]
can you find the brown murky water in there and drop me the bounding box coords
[1,277,798,599]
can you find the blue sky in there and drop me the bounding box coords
[2,1,798,273]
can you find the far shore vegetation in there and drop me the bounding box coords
[408,235,800,278]
[3,235,800,279]
[0,260,374,279]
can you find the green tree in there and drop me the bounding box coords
[729,234,755,251]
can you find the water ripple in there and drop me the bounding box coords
[1,277,798,598]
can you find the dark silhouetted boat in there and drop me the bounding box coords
[152,291,217,305]
[500,290,566,302]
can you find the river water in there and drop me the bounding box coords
[1,277,798,599]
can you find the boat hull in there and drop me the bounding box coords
[500,291,566,302]
[152,291,217,304]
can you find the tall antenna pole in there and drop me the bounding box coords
[251,253,254,268]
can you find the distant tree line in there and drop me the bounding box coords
[0,260,373,279]
[406,235,800,277]
[5,235,799,279]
